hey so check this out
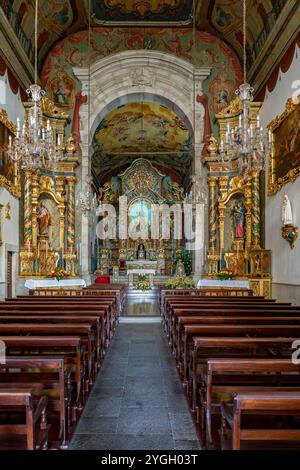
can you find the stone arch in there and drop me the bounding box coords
[73,50,211,280]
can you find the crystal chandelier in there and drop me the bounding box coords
[7,0,62,169]
[218,0,271,173]
[185,176,207,205]
[78,176,97,216]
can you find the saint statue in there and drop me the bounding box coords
[37,201,51,236]
[282,194,293,226]
[137,244,146,260]
[233,202,245,239]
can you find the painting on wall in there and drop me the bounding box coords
[268,98,300,195]
[48,72,75,108]
[0,109,18,196]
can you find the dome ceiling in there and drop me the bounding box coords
[92,102,192,185]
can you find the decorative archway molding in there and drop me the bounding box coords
[73,50,211,280]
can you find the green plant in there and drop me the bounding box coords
[165,276,195,289]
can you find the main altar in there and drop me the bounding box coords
[94,159,185,278]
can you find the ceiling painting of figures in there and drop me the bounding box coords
[92,102,192,185]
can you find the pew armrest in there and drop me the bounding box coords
[33,395,48,426]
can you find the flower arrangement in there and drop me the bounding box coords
[165,276,195,289]
[50,267,68,282]
[217,269,233,281]
[134,280,152,291]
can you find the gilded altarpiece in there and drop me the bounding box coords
[204,98,272,298]
[96,158,184,276]
[19,98,80,278]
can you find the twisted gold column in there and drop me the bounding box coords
[208,176,218,250]
[251,169,261,247]
[66,176,76,251]
[23,169,32,246]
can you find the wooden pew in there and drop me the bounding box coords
[0,390,48,450]
[201,358,300,448]
[0,324,95,390]
[168,305,300,347]
[181,324,300,385]
[0,336,84,417]
[176,315,300,365]
[190,337,297,419]
[221,392,300,450]
[0,357,68,448]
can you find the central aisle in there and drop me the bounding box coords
[70,323,200,450]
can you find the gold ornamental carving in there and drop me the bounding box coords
[128,169,155,194]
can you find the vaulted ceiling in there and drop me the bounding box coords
[92,101,192,186]
[3,0,298,76]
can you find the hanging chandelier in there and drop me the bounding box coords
[78,176,97,216]
[218,0,271,173]
[7,0,62,169]
[77,0,96,216]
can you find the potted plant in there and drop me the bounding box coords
[134,275,152,291]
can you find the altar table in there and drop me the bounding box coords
[197,279,249,289]
[25,279,87,290]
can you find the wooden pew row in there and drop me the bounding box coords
[0,324,95,393]
[0,357,69,449]
[200,358,300,448]
[168,305,300,348]
[0,336,85,423]
[176,315,300,369]
[0,390,48,450]
[221,392,300,450]
[0,306,113,351]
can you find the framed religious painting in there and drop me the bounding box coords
[268,97,300,195]
[0,109,20,198]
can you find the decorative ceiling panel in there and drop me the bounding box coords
[91,0,193,24]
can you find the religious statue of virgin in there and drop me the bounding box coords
[233,202,245,239]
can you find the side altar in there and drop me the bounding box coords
[203,98,272,298]
[18,98,80,279]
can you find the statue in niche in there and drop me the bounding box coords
[233,201,245,239]
[37,201,51,237]
[282,194,293,226]
[137,244,146,260]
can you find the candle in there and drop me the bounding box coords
[16,118,20,138]
[239,114,242,128]
[268,130,272,144]
[8,135,12,148]
[256,115,260,128]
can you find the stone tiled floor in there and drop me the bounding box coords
[70,324,200,450]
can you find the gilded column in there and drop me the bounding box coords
[23,169,32,246]
[31,171,40,247]
[208,176,218,250]
[244,177,253,251]
[251,169,261,247]
[218,176,229,252]
[66,176,76,251]
[55,177,66,250]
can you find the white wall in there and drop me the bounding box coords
[260,45,300,303]
[0,71,23,298]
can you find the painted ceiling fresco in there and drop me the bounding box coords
[92,0,193,23]
[41,27,243,138]
[1,0,293,69]
[92,102,192,184]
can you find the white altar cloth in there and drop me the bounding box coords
[127,269,156,276]
[197,279,249,289]
[126,261,158,267]
[25,279,86,290]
